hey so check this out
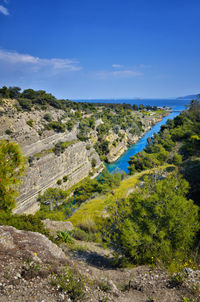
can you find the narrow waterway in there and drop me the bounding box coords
[106,108,184,174]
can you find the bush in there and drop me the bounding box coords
[66,120,74,131]
[57,179,62,185]
[26,119,34,127]
[91,158,97,167]
[105,172,199,265]
[45,121,65,133]
[56,231,74,244]
[18,98,32,111]
[43,113,52,122]
[5,129,12,135]
[63,175,68,182]
[71,228,89,241]
[53,141,75,156]
[0,211,49,236]
[38,187,68,206]
[172,154,182,165]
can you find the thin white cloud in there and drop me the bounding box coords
[112,70,143,77]
[112,64,124,69]
[139,64,152,69]
[96,70,143,79]
[0,5,9,15]
[0,49,82,71]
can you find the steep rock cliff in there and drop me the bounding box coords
[0,99,103,214]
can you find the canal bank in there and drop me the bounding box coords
[106,108,184,174]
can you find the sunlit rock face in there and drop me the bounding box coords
[15,141,102,214]
[0,99,103,214]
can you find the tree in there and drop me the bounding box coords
[139,104,144,110]
[8,87,21,99]
[37,187,68,211]
[0,140,25,212]
[132,104,138,111]
[105,172,199,264]
[0,86,10,98]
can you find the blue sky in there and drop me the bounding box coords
[0,0,200,99]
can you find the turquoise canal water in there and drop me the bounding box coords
[106,106,185,174]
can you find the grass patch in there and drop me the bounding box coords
[69,165,174,228]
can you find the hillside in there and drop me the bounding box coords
[177,94,199,100]
[0,89,200,301]
[0,86,167,214]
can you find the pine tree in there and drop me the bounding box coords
[105,171,199,264]
[0,140,25,212]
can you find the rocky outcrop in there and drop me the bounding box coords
[14,141,102,214]
[0,225,197,302]
[0,99,103,214]
[43,219,74,237]
[0,225,66,262]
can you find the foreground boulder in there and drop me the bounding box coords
[0,225,66,263]
[42,219,74,237]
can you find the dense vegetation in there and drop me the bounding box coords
[0,85,165,161]
[1,85,199,271]
[35,169,122,220]
[105,171,199,264]
[128,99,200,204]
[103,99,200,266]
[0,85,158,113]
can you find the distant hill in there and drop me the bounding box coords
[177,94,199,100]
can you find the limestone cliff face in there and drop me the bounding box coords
[14,142,102,214]
[0,99,103,214]
[0,99,167,214]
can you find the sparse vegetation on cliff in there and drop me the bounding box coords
[0,91,200,301]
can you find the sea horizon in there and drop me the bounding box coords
[73,97,192,110]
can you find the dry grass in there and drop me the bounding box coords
[69,164,174,228]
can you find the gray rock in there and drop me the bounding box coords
[0,226,66,262]
[43,219,74,237]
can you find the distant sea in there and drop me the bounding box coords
[74,98,192,112]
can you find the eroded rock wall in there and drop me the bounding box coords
[14,142,102,214]
[0,99,103,214]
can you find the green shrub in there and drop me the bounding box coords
[172,154,182,165]
[91,158,97,167]
[52,141,76,156]
[63,175,68,182]
[18,98,32,111]
[26,119,34,127]
[56,231,74,244]
[0,211,49,236]
[45,121,65,133]
[43,113,52,122]
[66,120,74,131]
[71,228,89,241]
[57,179,62,185]
[105,172,199,265]
[5,129,12,135]
[99,280,111,292]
